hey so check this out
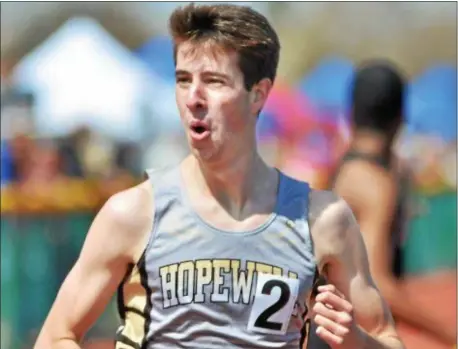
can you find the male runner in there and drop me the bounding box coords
[34,4,404,349]
[331,60,456,345]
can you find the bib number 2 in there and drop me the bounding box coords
[247,273,299,335]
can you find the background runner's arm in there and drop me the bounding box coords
[309,191,403,349]
[33,183,153,349]
[335,172,456,343]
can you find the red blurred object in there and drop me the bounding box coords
[262,81,348,187]
[264,80,341,140]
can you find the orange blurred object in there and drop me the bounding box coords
[396,271,457,349]
[83,340,114,349]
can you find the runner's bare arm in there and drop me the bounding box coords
[33,181,153,349]
[308,190,404,349]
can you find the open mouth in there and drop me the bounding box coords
[192,125,207,134]
[190,121,210,140]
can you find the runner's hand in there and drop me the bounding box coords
[312,284,364,349]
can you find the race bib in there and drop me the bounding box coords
[247,273,300,335]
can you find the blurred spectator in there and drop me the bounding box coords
[57,129,85,178]
[114,142,142,176]
[8,133,35,182]
[24,139,62,183]
[330,60,456,345]
[1,89,36,140]
[71,127,116,178]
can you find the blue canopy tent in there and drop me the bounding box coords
[406,64,457,142]
[295,57,355,165]
[297,56,354,124]
[135,36,176,82]
[409,64,456,104]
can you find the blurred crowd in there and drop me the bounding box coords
[0,2,456,349]
[1,88,141,212]
[0,84,191,213]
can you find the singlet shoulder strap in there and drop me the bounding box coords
[275,172,310,221]
[342,150,391,170]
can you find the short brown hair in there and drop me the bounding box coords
[169,3,280,91]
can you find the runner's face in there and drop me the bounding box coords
[175,42,261,163]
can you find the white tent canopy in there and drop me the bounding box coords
[12,16,181,141]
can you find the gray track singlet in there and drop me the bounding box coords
[115,165,318,349]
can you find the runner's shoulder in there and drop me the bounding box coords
[103,179,154,232]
